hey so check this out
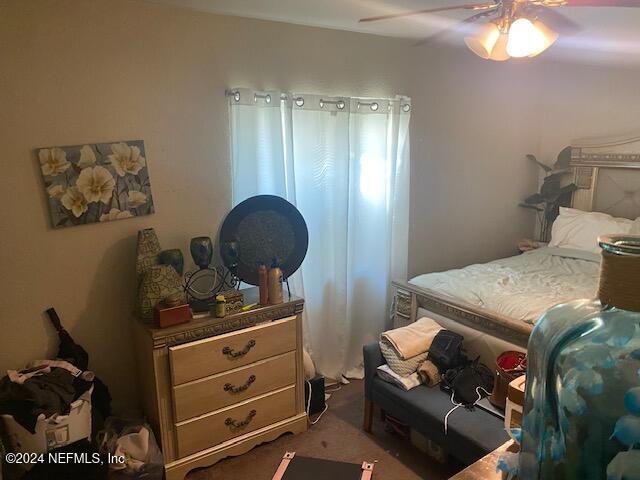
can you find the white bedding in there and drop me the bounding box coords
[409,247,600,325]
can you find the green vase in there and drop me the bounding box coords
[136,228,161,277]
[136,228,185,320]
[137,265,185,320]
[160,248,184,276]
[190,236,213,269]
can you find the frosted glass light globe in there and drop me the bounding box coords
[464,23,501,59]
[507,18,545,58]
[528,20,559,57]
[489,33,510,61]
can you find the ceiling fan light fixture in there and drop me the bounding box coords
[506,17,546,58]
[527,20,559,57]
[464,22,501,59]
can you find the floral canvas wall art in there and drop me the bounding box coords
[38,140,155,228]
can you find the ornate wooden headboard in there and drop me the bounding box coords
[570,133,640,220]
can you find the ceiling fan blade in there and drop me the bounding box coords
[562,0,640,6]
[413,9,498,46]
[533,5,582,33]
[359,2,498,23]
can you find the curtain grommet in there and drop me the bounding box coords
[295,97,304,107]
[253,93,272,104]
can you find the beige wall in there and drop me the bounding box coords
[1,0,635,409]
[0,0,414,409]
[407,53,640,275]
[536,60,640,161]
[407,48,542,275]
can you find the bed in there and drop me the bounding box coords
[393,133,640,365]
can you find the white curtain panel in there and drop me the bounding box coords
[229,89,410,380]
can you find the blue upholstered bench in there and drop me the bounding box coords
[363,342,509,466]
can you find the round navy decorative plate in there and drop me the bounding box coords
[219,195,308,286]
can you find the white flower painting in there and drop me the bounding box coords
[76,166,116,203]
[108,142,146,177]
[39,148,71,176]
[127,190,147,207]
[38,140,155,228]
[47,184,66,199]
[78,145,97,168]
[60,187,88,218]
[100,208,134,222]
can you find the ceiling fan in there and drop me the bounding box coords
[359,0,640,60]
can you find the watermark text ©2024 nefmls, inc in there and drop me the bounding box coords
[4,451,125,466]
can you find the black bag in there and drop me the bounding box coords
[427,330,466,373]
[441,358,495,407]
[46,307,112,418]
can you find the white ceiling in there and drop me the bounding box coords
[146,0,640,65]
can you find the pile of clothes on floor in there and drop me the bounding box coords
[0,308,112,480]
[377,317,495,409]
[0,308,166,480]
[0,360,99,435]
[0,308,112,429]
[0,360,112,480]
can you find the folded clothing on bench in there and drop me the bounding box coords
[380,317,442,359]
[376,365,422,391]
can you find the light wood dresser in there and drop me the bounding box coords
[133,289,307,480]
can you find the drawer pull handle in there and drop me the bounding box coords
[225,410,256,430]
[222,340,256,359]
[224,375,256,394]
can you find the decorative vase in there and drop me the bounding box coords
[190,236,213,269]
[137,265,185,320]
[221,240,239,273]
[159,248,184,276]
[519,235,640,480]
[136,228,161,277]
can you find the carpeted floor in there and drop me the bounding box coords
[187,379,463,480]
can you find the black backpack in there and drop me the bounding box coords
[427,330,467,373]
[441,358,495,407]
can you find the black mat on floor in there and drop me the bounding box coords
[281,456,365,480]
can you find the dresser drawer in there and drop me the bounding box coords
[172,351,296,422]
[175,385,296,457]
[169,316,297,385]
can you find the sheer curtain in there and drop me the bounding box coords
[229,89,410,380]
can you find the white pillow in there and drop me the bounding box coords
[632,218,640,235]
[549,207,634,254]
